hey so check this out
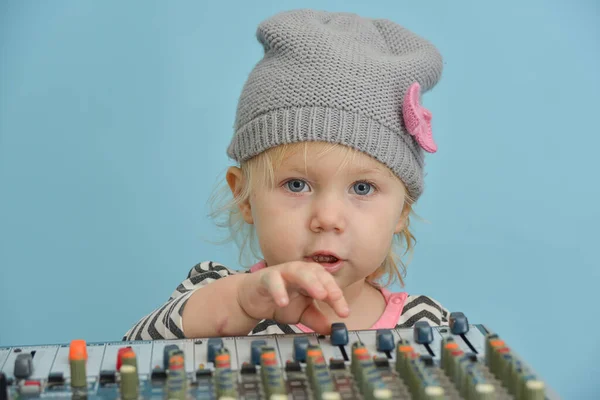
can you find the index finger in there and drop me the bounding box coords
[315,269,349,318]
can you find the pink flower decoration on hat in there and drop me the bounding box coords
[402,82,437,153]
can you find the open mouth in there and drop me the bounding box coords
[311,254,339,263]
[306,253,344,273]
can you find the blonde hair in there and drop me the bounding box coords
[208,142,417,288]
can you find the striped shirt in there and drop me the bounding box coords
[123,261,449,341]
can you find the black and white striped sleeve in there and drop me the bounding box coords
[122,261,239,341]
[396,295,450,328]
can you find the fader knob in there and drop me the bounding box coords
[413,321,434,344]
[376,330,395,352]
[293,337,310,362]
[14,353,33,379]
[207,338,223,363]
[473,383,495,400]
[167,354,187,400]
[69,339,88,389]
[215,348,231,370]
[331,322,349,346]
[449,312,469,335]
[117,346,132,371]
[373,389,393,399]
[424,386,445,399]
[251,340,266,365]
[121,349,138,372]
[119,365,139,400]
[524,379,545,400]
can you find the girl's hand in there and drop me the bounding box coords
[237,261,350,334]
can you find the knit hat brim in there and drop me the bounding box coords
[227,105,424,200]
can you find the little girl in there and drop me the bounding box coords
[124,9,449,341]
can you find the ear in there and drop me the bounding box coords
[394,202,411,234]
[226,166,254,224]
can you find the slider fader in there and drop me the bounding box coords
[0,313,559,399]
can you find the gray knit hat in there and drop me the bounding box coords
[227,9,443,200]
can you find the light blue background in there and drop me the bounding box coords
[1,0,598,398]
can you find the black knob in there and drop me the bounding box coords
[293,337,310,362]
[14,353,33,380]
[162,344,180,370]
[207,338,223,363]
[449,312,469,335]
[0,372,8,400]
[251,340,266,365]
[331,323,349,346]
[413,321,433,344]
[376,329,395,352]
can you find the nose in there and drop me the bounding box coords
[309,192,346,233]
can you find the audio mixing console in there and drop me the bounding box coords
[0,313,559,399]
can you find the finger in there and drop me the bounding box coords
[280,266,328,300]
[299,301,331,335]
[260,270,289,307]
[316,269,350,318]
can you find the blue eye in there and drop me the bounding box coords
[353,181,373,196]
[286,179,307,192]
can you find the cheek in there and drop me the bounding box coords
[251,194,303,261]
[256,226,299,266]
[352,201,400,249]
[252,195,298,232]
[358,198,402,231]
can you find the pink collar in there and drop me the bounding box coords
[248,260,407,331]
